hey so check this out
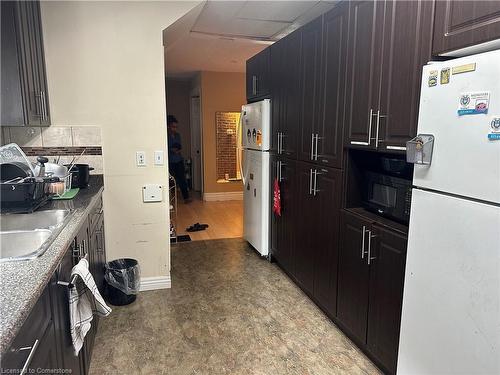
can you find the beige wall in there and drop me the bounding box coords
[166,79,191,158]
[40,1,200,280]
[200,71,245,194]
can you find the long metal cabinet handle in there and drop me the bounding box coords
[277,132,281,154]
[313,169,317,196]
[20,339,39,375]
[309,168,312,195]
[278,161,282,182]
[367,230,372,264]
[374,111,386,148]
[314,133,319,160]
[367,108,373,146]
[252,75,257,95]
[361,226,366,259]
[367,230,377,265]
[34,92,43,118]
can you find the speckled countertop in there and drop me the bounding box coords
[0,175,104,355]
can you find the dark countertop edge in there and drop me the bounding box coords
[0,175,104,354]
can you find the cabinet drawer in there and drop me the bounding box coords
[88,195,103,232]
[1,286,53,370]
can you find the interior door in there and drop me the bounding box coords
[337,209,372,343]
[367,224,407,374]
[190,95,202,192]
[344,0,384,147]
[378,0,434,151]
[316,2,349,167]
[312,167,342,316]
[298,17,323,162]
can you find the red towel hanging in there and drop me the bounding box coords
[273,177,281,216]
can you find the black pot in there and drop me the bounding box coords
[66,164,94,189]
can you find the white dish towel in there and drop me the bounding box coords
[69,257,111,355]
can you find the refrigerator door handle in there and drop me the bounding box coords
[237,111,245,185]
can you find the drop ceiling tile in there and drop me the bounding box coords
[236,1,318,22]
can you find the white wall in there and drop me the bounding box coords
[40,1,200,282]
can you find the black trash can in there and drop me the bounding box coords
[104,258,140,306]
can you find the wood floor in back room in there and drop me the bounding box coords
[175,193,243,241]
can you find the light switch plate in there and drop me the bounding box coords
[142,184,163,202]
[136,151,146,166]
[154,150,164,165]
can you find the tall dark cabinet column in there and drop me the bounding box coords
[316,2,349,168]
[298,18,323,162]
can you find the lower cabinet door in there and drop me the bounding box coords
[336,210,372,343]
[366,224,407,374]
[312,167,342,316]
[51,248,83,375]
[28,323,59,373]
[293,162,317,294]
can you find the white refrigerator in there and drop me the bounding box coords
[398,50,500,374]
[240,99,271,257]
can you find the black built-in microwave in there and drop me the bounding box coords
[363,171,412,224]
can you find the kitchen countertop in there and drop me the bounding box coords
[0,175,104,355]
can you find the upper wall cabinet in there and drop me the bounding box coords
[377,0,434,152]
[433,0,500,55]
[246,48,270,102]
[344,0,385,149]
[1,0,50,127]
[345,0,434,152]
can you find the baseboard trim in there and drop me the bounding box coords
[139,275,171,291]
[203,191,243,201]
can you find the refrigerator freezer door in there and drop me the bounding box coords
[414,50,500,204]
[242,99,271,151]
[398,188,500,374]
[242,149,270,256]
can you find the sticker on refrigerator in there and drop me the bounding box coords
[452,63,476,75]
[491,117,500,132]
[458,92,489,116]
[428,70,438,87]
[440,68,450,84]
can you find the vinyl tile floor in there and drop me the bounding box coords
[89,238,381,375]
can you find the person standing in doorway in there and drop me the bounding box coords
[167,115,191,203]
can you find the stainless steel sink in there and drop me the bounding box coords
[0,209,73,262]
[0,230,53,261]
[0,209,72,231]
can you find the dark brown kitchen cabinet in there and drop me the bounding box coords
[344,0,384,148]
[270,156,297,276]
[433,0,500,56]
[337,209,408,374]
[367,224,407,375]
[290,162,342,314]
[0,286,58,373]
[315,3,349,168]
[293,162,317,294]
[246,48,270,101]
[298,17,323,163]
[51,241,85,375]
[311,166,342,316]
[271,30,301,158]
[345,0,434,152]
[337,210,372,343]
[377,0,434,151]
[0,0,50,126]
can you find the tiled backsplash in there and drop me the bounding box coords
[1,126,103,174]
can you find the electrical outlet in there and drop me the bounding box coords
[136,151,146,166]
[154,150,164,165]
